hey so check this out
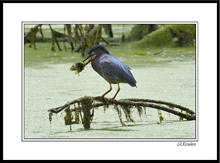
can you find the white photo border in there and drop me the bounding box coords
[3,3,217,160]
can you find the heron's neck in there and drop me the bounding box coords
[91,53,107,75]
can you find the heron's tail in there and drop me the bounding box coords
[128,79,137,87]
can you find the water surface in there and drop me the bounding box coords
[24,47,196,139]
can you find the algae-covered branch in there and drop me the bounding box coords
[48,96,196,130]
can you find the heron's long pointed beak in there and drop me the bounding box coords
[82,55,92,65]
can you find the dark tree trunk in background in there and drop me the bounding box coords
[39,25,44,38]
[65,24,74,52]
[120,24,125,43]
[93,25,102,45]
[148,24,157,33]
[77,25,87,56]
[133,24,196,47]
[78,24,102,57]
[103,24,113,38]
[49,25,62,51]
[74,25,80,44]
[87,24,95,33]
[24,24,42,49]
[126,24,158,41]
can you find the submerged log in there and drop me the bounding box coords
[48,96,196,130]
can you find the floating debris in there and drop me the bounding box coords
[157,110,164,123]
[49,112,53,124]
[133,52,146,56]
[153,50,163,55]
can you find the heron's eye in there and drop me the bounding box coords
[92,51,95,55]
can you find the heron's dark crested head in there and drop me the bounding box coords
[82,45,110,65]
[88,45,110,56]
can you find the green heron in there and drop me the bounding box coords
[83,45,137,100]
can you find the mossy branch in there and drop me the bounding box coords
[48,96,196,129]
[48,96,195,118]
[48,96,195,130]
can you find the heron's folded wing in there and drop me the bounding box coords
[100,56,136,86]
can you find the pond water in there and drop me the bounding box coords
[24,45,196,140]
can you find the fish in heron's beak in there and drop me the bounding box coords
[70,62,85,72]
[69,54,94,75]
